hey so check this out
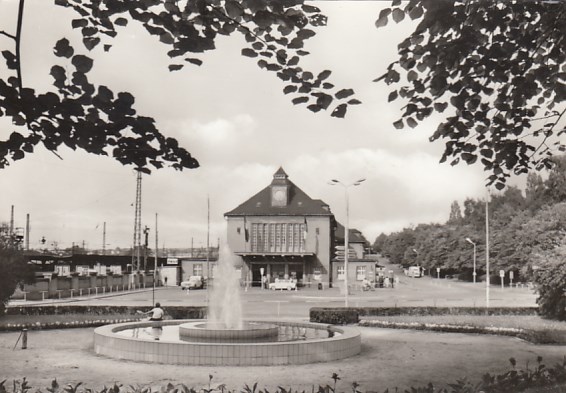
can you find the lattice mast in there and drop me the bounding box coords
[132,171,143,271]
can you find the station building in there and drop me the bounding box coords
[224,168,373,288]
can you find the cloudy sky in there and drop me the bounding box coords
[0,1,511,251]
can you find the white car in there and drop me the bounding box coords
[181,276,203,290]
[269,279,297,291]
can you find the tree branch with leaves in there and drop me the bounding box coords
[375,0,566,189]
[1,0,201,173]
[54,0,360,117]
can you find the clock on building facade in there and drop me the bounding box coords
[271,186,288,207]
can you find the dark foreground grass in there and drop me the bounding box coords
[3,356,566,393]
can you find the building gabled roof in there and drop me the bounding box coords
[224,170,333,217]
[334,223,368,244]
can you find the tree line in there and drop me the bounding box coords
[373,155,566,284]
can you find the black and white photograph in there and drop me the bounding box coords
[1,1,566,392]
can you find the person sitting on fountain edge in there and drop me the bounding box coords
[145,302,164,321]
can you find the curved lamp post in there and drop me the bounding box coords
[412,248,420,276]
[465,238,477,284]
[329,178,365,307]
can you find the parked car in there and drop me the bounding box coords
[181,276,204,290]
[405,266,422,278]
[268,278,297,291]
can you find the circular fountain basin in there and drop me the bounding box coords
[179,321,279,341]
[94,319,361,366]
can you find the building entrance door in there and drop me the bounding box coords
[251,263,268,287]
[288,263,304,284]
[270,264,286,280]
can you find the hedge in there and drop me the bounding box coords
[5,305,207,319]
[309,306,539,324]
[0,305,207,331]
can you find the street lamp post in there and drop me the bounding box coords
[485,190,490,308]
[465,238,477,284]
[329,178,366,308]
[412,248,420,277]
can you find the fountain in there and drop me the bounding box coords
[94,243,361,365]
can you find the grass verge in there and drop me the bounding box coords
[360,315,566,344]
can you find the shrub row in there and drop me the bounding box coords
[5,305,207,319]
[0,305,207,331]
[0,318,143,332]
[309,306,539,324]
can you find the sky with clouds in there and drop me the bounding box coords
[0,1,519,251]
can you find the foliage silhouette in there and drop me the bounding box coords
[375,0,566,189]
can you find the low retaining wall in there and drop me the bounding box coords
[310,306,540,324]
[16,274,156,301]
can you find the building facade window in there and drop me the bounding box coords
[193,264,203,277]
[337,265,345,280]
[356,266,366,281]
[263,224,269,251]
[250,223,307,253]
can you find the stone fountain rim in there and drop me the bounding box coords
[95,319,358,346]
[185,321,279,331]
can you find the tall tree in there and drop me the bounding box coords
[375,0,566,189]
[447,200,462,224]
[525,172,547,212]
[544,155,566,203]
[0,223,34,314]
[382,227,416,265]
[372,232,388,253]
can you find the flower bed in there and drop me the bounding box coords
[359,315,566,344]
[3,356,566,393]
[0,305,207,331]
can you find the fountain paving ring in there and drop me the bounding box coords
[94,319,361,366]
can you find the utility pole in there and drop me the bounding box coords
[153,213,158,306]
[143,226,150,271]
[485,189,490,308]
[25,213,30,251]
[206,195,210,305]
[9,205,14,239]
[102,222,106,255]
[329,178,366,307]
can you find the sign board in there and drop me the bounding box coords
[499,270,505,278]
[335,247,357,262]
[76,265,89,276]
[95,263,106,275]
[166,258,178,265]
[260,267,265,276]
[55,265,71,276]
[509,271,514,279]
[109,265,122,275]
[313,268,321,281]
[436,268,440,273]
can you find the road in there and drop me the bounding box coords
[1,262,549,391]
[10,261,537,320]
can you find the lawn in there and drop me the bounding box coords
[360,314,566,344]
